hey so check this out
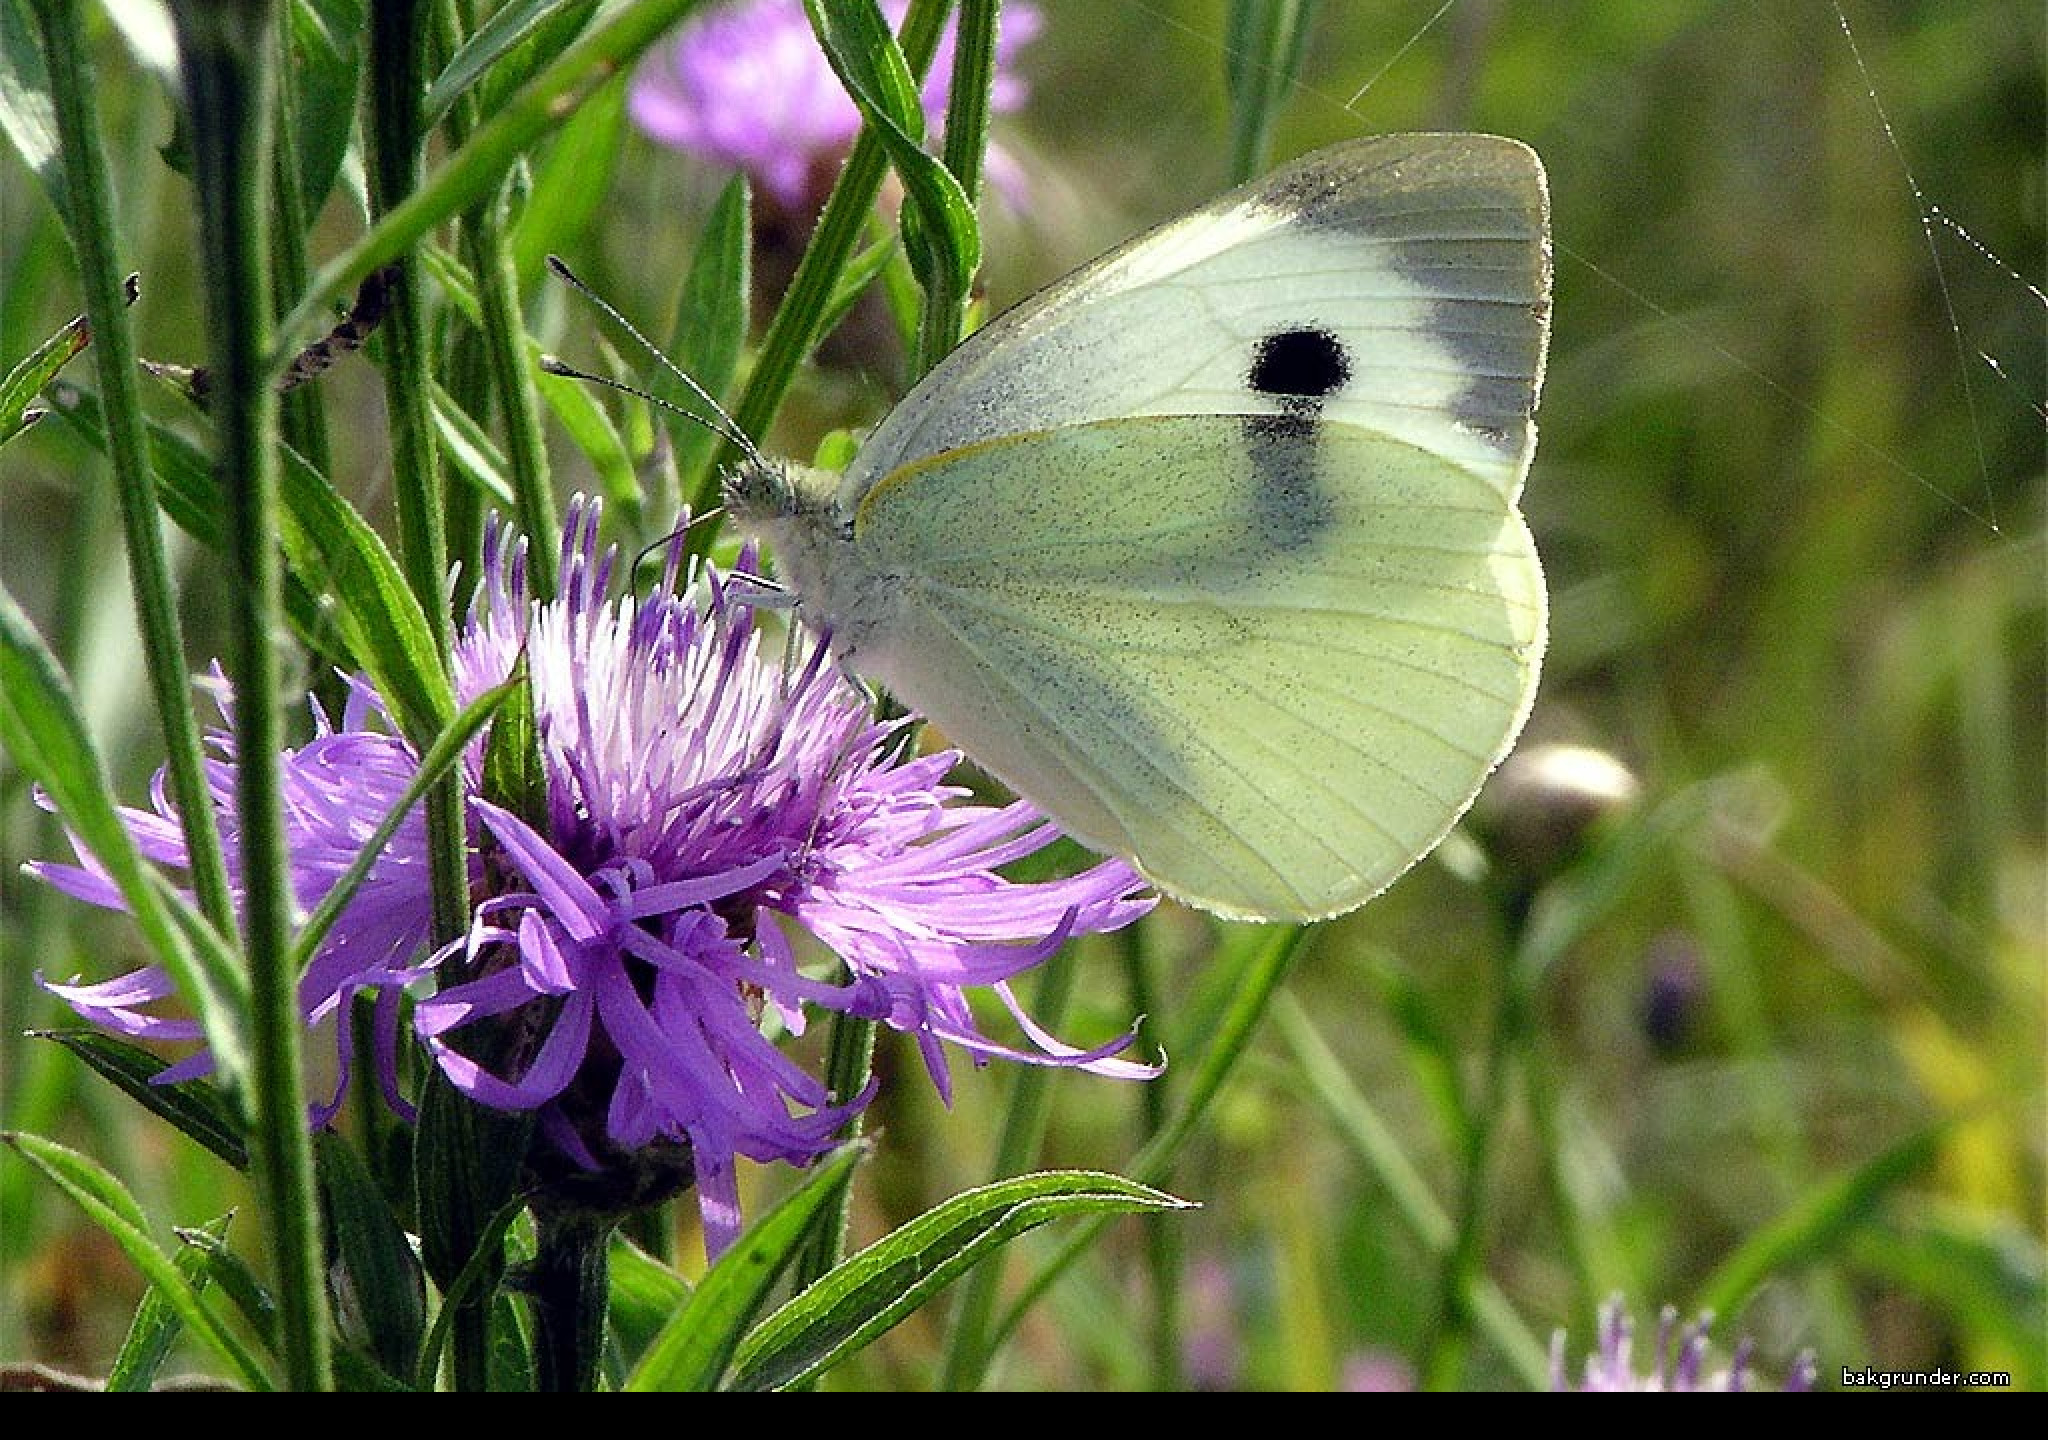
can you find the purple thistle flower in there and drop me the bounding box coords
[629,0,1041,209]
[35,500,1154,1254]
[1550,1295,1819,1392]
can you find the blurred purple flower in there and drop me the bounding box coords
[1551,1296,1819,1392]
[35,500,1154,1254]
[629,0,1040,209]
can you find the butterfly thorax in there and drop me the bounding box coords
[724,457,901,666]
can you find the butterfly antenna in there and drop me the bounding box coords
[544,253,765,467]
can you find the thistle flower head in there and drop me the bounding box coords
[35,501,1154,1254]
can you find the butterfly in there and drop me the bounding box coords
[726,134,1551,922]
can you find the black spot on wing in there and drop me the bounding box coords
[1248,326,1351,403]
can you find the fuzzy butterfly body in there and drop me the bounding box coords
[728,134,1551,922]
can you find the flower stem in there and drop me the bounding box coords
[30,0,238,955]
[913,0,998,376]
[366,0,469,944]
[167,0,332,1390]
[990,924,1314,1361]
[937,943,1081,1389]
[528,1209,612,1393]
[701,0,954,514]
[1418,927,1530,1389]
[441,0,557,599]
[268,17,332,480]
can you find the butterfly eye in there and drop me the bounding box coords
[1247,326,1352,404]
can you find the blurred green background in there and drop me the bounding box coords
[2,0,2041,1389]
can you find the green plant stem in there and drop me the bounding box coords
[1224,0,1317,184]
[1125,926,1184,1391]
[936,943,1082,1389]
[30,0,238,955]
[529,1210,613,1393]
[698,0,953,518]
[914,0,996,375]
[989,924,1313,1358]
[793,1011,877,1295]
[167,0,332,1391]
[1417,940,1526,1390]
[367,0,468,945]
[270,0,705,374]
[270,15,331,479]
[466,214,557,594]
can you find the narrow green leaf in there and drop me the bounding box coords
[730,1170,1191,1392]
[277,439,457,742]
[0,0,68,223]
[508,68,627,282]
[803,0,980,298]
[425,0,597,132]
[479,659,546,831]
[625,1142,865,1393]
[1696,1126,1945,1320]
[535,351,640,518]
[317,1131,428,1377]
[411,1190,529,1391]
[431,381,518,507]
[659,173,750,510]
[0,587,251,1059]
[30,1030,248,1171]
[1223,0,1316,183]
[1,1131,273,1389]
[171,1222,280,1351]
[1,304,87,447]
[106,1212,235,1392]
[289,0,365,210]
[607,1236,693,1373]
[289,678,512,971]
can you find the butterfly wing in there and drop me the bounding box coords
[765,133,1551,921]
[845,134,1550,510]
[850,416,1544,921]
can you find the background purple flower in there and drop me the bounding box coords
[630,0,1041,208]
[1551,1296,1819,1392]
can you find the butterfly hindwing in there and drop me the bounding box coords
[851,417,1544,921]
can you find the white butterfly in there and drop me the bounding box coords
[728,134,1551,923]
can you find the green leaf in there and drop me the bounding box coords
[802,0,980,300]
[424,0,597,131]
[1695,1125,1945,1320]
[479,658,547,831]
[0,587,250,1069]
[317,1131,427,1378]
[170,1222,280,1352]
[625,1142,865,1392]
[289,678,512,972]
[507,67,627,283]
[289,0,366,211]
[534,347,640,520]
[1223,0,1316,183]
[729,1170,1192,1391]
[31,1030,248,1171]
[0,303,88,447]
[0,0,68,224]
[659,174,750,511]
[277,439,457,742]
[607,1236,693,1372]
[430,382,518,507]
[1,1131,272,1389]
[105,1212,235,1392]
